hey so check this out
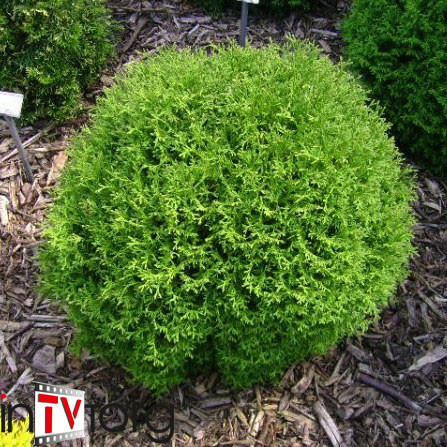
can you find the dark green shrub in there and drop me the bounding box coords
[343,0,447,175]
[192,0,313,15]
[39,41,415,395]
[0,0,115,123]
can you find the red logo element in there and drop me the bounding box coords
[61,397,81,429]
[38,393,59,433]
[1,393,6,400]
[37,393,81,434]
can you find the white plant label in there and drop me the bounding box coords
[238,0,259,3]
[0,91,24,118]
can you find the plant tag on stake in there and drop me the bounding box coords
[238,0,259,47]
[0,91,34,182]
[0,91,24,118]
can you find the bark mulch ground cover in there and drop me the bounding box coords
[1,1,446,446]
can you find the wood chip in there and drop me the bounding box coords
[46,151,67,185]
[408,345,447,372]
[33,345,57,374]
[0,195,9,225]
[291,364,315,395]
[0,321,29,331]
[313,401,346,447]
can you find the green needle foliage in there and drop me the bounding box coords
[343,0,447,175]
[39,40,415,395]
[0,419,33,447]
[0,0,116,123]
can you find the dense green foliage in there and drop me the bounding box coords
[192,0,313,15]
[0,419,33,447]
[343,0,447,175]
[0,0,115,123]
[39,41,415,395]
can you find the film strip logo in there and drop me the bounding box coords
[34,382,85,446]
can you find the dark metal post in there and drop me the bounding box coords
[240,1,249,47]
[5,116,34,183]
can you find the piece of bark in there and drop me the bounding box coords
[6,368,33,397]
[313,401,346,447]
[0,321,28,332]
[234,406,249,428]
[121,16,150,54]
[0,195,9,225]
[33,345,57,374]
[358,373,422,412]
[46,151,67,185]
[257,414,272,445]
[249,410,264,437]
[408,345,447,372]
[291,364,315,395]
[0,332,17,373]
[200,396,231,409]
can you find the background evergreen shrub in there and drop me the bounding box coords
[343,0,447,175]
[0,0,115,123]
[39,41,415,395]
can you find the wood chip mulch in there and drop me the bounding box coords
[1,1,446,446]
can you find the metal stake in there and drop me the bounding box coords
[240,1,249,47]
[5,115,34,183]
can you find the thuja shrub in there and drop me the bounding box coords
[0,0,115,123]
[39,41,415,395]
[0,419,33,447]
[343,0,447,174]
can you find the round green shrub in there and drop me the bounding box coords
[343,0,447,175]
[0,0,116,123]
[39,41,415,395]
